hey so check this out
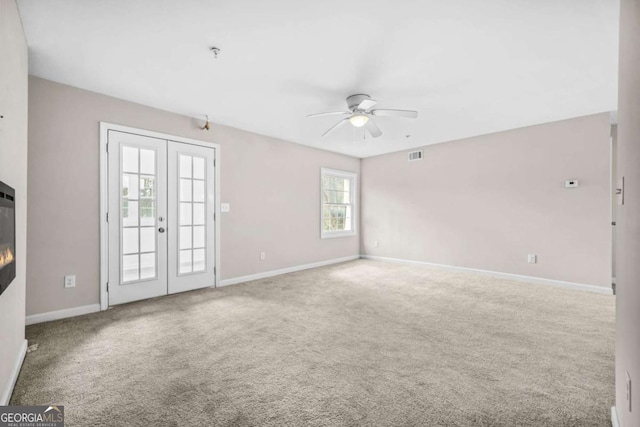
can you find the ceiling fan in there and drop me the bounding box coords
[307,94,418,138]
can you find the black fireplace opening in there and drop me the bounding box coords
[0,180,16,296]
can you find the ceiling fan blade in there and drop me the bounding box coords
[307,111,350,118]
[370,109,418,118]
[322,118,349,137]
[357,99,378,111]
[365,119,383,138]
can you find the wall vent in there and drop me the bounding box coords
[408,150,423,161]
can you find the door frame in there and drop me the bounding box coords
[99,122,221,311]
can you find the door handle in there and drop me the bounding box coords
[158,227,166,233]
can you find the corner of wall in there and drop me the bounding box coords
[0,0,29,406]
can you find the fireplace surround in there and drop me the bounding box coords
[0,180,16,296]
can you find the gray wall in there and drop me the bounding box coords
[26,77,360,316]
[0,0,28,404]
[616,0,640,425]
[361,113,612,288]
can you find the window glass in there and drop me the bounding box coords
[321,169,357,238]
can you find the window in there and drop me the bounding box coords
[321,168,357,238]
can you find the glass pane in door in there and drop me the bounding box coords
[177,154,207,274]
[121,145,158,283]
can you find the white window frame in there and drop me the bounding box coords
[320,168,358,239]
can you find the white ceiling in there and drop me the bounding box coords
[18,0,619,158]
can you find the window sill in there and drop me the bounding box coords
[321,231,357,239]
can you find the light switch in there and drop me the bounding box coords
[221,203,230,213]
[64,275,76,288]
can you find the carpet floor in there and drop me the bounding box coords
[12,260,615,426]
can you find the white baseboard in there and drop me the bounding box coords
[219,255,360,287]
[1,339,27,405]
[360,255,614,295]
[611,406,621,427]
[26,258,361,323]
[26,304,101,326]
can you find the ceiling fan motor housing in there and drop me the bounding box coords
[347,94,372,111]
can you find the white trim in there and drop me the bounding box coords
[25,304,101,326]
[320,167,358,239]
[100,123,109,310]
[100,122,221,310]
[219,255,360,287]
[321,231,357,239]
[360,255,614,295]
[1,339,27,405]
[611,406,621,427]
[610,133,616,291]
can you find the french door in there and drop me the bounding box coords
[107,130,216,306]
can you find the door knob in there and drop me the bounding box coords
[158,227,166,233]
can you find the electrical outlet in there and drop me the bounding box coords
[528,254,537,264]
[627,372,632,412]
[260,252,266,261]
[221,203,230,213]
[64,275,76,288]
[374,240,379,248]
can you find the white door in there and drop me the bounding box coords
[107,131,216,306]
[108,131,168,305]
[167,141,216,294]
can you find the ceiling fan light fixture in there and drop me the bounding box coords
[349,114,369,128]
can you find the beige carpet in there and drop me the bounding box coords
[12,260,614,426]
